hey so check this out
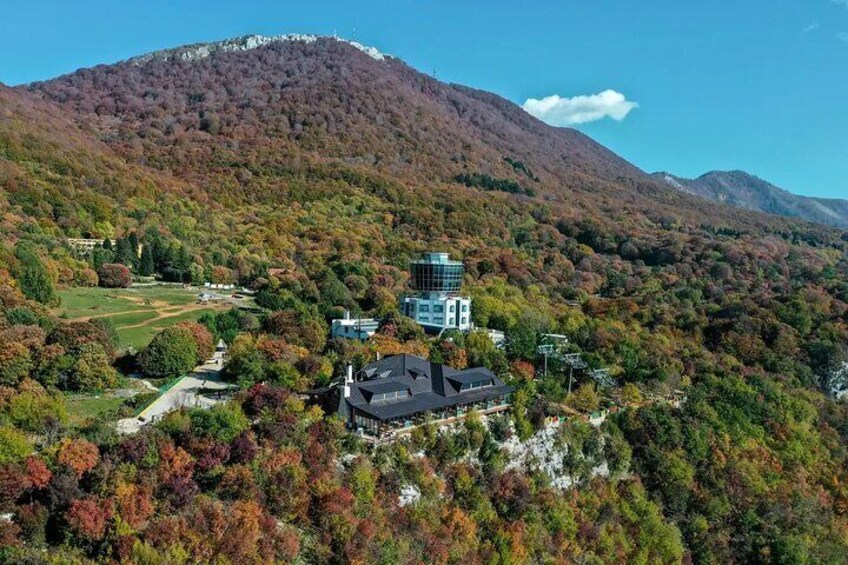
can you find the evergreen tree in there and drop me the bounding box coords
[91,247,114,272]
[151,238,168,273]
[127,231,140,255]
[14,245,56,305]
[175,245,192,281]
[115,238,136,267]
[102,238,113,251]
[138,244,155,276]
[127,232,141,270]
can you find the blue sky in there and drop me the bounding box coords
[1,0,847,199]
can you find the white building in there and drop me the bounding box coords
[332,311,380,341]
[401,252,472,333]
[402,294,472,332]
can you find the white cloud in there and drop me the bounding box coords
[832,0,848,7]
[802,23,820,33]
[838,32,848,42]
[522,90,638,126]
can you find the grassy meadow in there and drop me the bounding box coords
[55,285,230,350]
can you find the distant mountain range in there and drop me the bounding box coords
[653,170,848,228]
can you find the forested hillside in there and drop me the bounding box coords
[0,35,847,563]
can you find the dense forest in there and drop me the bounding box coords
[0,36,847,563]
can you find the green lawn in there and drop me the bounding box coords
[55,285,227,350]
[57,285,199,318]
[118,307,221,350]
[64,394,129,427]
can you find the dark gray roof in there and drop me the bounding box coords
[447,370,496,385]
[359,380,410,395]
[345,354,512,421]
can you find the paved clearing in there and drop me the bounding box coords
[116,349,235,434]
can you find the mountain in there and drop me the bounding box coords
[654,170,848,228]
[24,34,793,229]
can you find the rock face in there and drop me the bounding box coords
[499,420,609,490]
[126,34,389,65]
[822,361,848,400]
[654,170,848,228]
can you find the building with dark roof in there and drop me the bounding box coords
[339,354,513,438]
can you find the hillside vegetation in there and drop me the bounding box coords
[0,35,846,563]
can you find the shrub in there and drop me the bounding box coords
[98,263,132,288]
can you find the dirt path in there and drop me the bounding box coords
[73,297,173,321]
[75,300,225,331]
[118,302,224,329]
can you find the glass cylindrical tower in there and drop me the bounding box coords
[409,252,463,294]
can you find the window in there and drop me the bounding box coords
[448,317,455,324]
[460,379,494,392]
[461,304,468,312]
[433,316,444,324]
[420,316,430,322]
[449,305,456,313]
[371,390,410,403]
[419,304,430,313]
[461,317,467,325]
[433,304,444,313]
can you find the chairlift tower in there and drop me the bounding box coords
[589,368,616,389]
[561,353,588,396]
[536,344,554,379]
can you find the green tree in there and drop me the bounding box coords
[6,386,68,433]
[91,247,114,272]
[115,236,137,267]
[188,403,249,442]
[505,318,539,361]
[223,335,266,387]
[15,246,55,305]
[189,262,205,286]
[568,383,600,413]
[139,326,198,378]
[465,330,508,373]
[138,244,155,276]
[70,343,119,391]
[0,425,31,464]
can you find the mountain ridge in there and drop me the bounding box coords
[653,169,848,228]
[125,33,391,66]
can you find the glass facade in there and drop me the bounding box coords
[404,253,471,331]
[410,257,464,293]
